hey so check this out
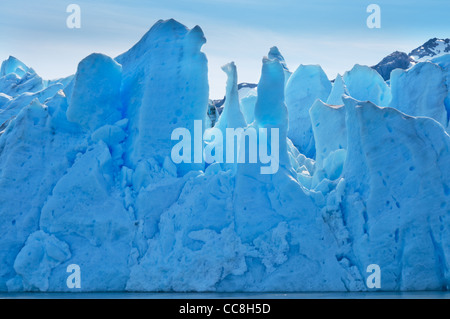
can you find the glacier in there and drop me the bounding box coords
[0,19,449,292]
[285,64,332,158]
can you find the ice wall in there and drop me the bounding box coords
[309,100,347,189]
[67,54,123,131]
[116,19,209,178]
[343,64,391,107]
[0,19,449,292]
[390,61,448,127]
[326,74,348,105]
[285,64,331,158]
[338,97,450,290]
[0,97,87,291]
[432,54,450,129]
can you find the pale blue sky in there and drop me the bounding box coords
[1,0,449,98]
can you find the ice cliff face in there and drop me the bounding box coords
[116,19,209,177]
[0,19,449,292]
[390,61,448,127]
[343,64,391,107]
[285,64,332,158]
[341,97,450,290]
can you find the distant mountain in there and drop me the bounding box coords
[372,51,413,81]
[372,38,450,80]
[409,38,450,61]
[238,82,257,90]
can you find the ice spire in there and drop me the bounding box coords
[215,62,246,131]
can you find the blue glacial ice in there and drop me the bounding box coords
[0,19,449,292]
[285,64,332,158]
[343,64,392,107]
[390,61,448,127]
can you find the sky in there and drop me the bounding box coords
[1,0,450,98]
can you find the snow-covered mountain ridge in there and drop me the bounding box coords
[373,38,450,80]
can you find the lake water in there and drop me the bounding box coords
[1,292,450,299]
